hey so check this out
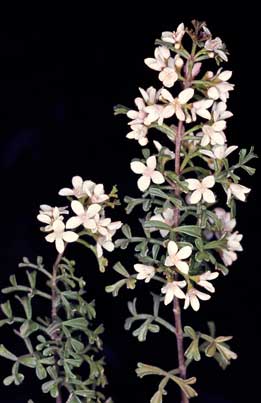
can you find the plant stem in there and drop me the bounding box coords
[51,251,64,403]
[173,120,188,403]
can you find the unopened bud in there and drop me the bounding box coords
[175,56,184,68]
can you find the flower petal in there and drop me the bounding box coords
[190,189,202,204]
[151,171,165,184]
[176,261,189,274]
[178,88,194,104]
[130,161,146,174]
[186,178,200,190]
[146,155,157,170]
[190,295,200,311]
[177,245,192,260]
[87,203,101,218]
[203,189,216,203]
[202,175,215,188]
[63,231,79,243]
[137,175,150,192]
[72,176,83,189]
[71,200,85,216]
[58,188,74,196]
[66,216,82,229]
[55,238,65,254]
[167,240,178,256]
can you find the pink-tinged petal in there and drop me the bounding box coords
[151,171,165,184]
[161,88,174,103]
[212,120,226,131]
[186,178,200,190]
[71,200,85,216]
[176,261,189,274]
[135,97,145,110]
[218,70,232,81]
[163,104,175,119]
[147,155,157,170]
[130,161,146,174]
[72,176,83,189]
[184,295,190,309]
[52,220,65,232]
[58,188,74,196]
[83,218,97,230]
[174,286,186,299]
[45,233,56,243]
[66,216,82,229]
[196,290,211,301]
[177,245,192,260]
[190,295,200,311]
[202,175,215,188]
[168,240,178,256]
[176,105,185,121]
[137,176,150,192]
[203,189,216,204]
[55,238,65,253]
[165,256,174,267]
[144,58,162,71]
[208,87,219,100]
[190,189,202,204]
[197,109,212,120]
[87,204,101,218]
[159,46,170,59]
[178,88,194,104]
[63,231,79,243]
[37,214,51,224]
[94,184,105,196]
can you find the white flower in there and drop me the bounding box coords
[144,46,170,71]
[83,181,109,203]
[186,176,215,204]
[184,288,211,311]
[139,86,160,105]
[161,23,185,49]
[200,121,226,146]
[130,156,165,192]
[214,207,236,233]
[153,140,175,159]
[37,205,68,232]
[205,37,228,61]
[207,70,234,102]
[59,176,86,199]
[127,97,148,125]
[127,124,148,146]
[159,62,178,88]
[212,101,233,121]
[198,271,219,293]
[191,99,214,121]
[226,183,251,203]
[161,280,187,305]
[227,231,243,252]
[220,249,237,266]
[150,207,175,237]
[66,200,101,230]
[45,219,78,253]
[96,220,122,258]
[165,241,192,274]
[134,264,155,283]
[144,104,172,126]
[200,145,238,160]
[160,88,194,121]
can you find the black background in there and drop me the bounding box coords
[0,2,260,403]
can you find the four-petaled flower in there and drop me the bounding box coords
[184,288,211,311]
[226,183,251,203]
[130,156,165,191]
[96,220,122,258]
[207,70,234,102]
[45,220,78,253]
[66,200,101,230]
[59,176,86,199]
[37,205,68,232]
[191,99,214,121]
[165,241,192,274]
[205,37,228,61]
[186,176,216,204]
[83,181,109,203]
[200,145,238,160]
[144,47,178,88]
[161,23,185,49]
[198,271,219,293]
[134,264,155,283]
[150,208,175,237]
[200,121,226,146]
[160,88,194,122]
[161,280,187,305]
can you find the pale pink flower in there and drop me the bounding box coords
[207,70,234,102]
[150,207,175,237]
[37,206,68,232]
[186,176,215,204]
[212,101,233,121]
[45,219,78,253]
[198,271,219,293]
[220,249,237,266]
[127,124,148,146]
[134,264,155,283]
[96,221,122,258]
[59,176,87,199]
[214,208,236,233]
[200,145,238,160]
[200,121,227,146]
[130,156,165,192]
[191,99,214,121]
[144,46,170,71]
[226,183,251,203]
[227,231,243,252]
[165,241,192,274]
[161,280,187,305]
[83,181,109,203]
[184,288,211,311]
[161,23,185,49]
[205,37,228,61]
[160,88,194,121]
[66,200,101,230]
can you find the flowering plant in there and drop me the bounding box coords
[109,20,257,402]
[0,176,121,403]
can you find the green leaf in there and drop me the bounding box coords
[113,262,130,278]
[19,355,37,368]
[42,379,58,394]
[9,274,17,287]
[105,279,128,296]
[144,220,171,231]
[121,224,132,239]
[71,338,85,353]
[20,320,39,338]
[133,319,152,342]
[1,300,12,319]
[63,318,88,330]
[36,362,47,380]
[113,104,129,115]
[0,344,17,361]
[173,225,201,238]
[149,187,182,208]
[26,270,37,289]
[170,375,198,398]
[136,362,165,378]
[241,165,256,175]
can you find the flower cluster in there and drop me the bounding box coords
[114,20,255,314]
[37,176,122,256]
